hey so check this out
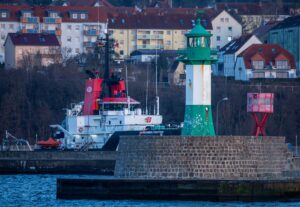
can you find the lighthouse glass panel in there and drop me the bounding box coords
[187,37,209,48]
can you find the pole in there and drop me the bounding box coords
[125,63,128,96]
[296,135,298,157]
[146,64,149,115]
[155,39,159,115]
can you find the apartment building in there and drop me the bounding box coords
[215,3,289,34]
[108,9,243,58]
[210,10,242,50]
[0,5,108,63]
[107,12,213,58]
[4,33,61,69]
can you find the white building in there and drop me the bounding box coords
[235,44,297,81]
[0,7,20,63]
[215,34,261,77]
[211,10,243,50]
[0,5,108,63]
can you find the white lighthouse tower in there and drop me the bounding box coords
[179,18,215,136]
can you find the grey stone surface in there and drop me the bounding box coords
[114,136,291,179]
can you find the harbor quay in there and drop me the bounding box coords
[0,151,116,174]
[56,135,300,201]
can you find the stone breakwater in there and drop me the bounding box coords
[115,136,291,179]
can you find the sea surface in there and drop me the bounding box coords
[0,174,300,207]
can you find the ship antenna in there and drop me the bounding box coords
[146,64,149,115]
[155,39,160,115]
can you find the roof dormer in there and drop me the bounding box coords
[0,9,9,19]
[69,10,88,20]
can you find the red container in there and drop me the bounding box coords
[247,93,274,113]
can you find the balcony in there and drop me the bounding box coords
[137,34,151,39]
[84,41,96,48]
[137,45,164,50]
[21,29,38,33]
[21,17,39,23]
[43,17,62,24]
[84,29,100,36]
[42,29,62,36]
[151,34,164,39]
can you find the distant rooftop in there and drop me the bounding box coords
[271,15,300,30]
[6,33,60,46]
[238,44,296,69]
[220,34,252,54]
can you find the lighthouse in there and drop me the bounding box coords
[179,19,215,136]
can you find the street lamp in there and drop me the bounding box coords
[216,97,229,135]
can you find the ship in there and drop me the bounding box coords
[49,71,180,151]
[46,34,180,151]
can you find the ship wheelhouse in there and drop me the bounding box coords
[99,97,141,115]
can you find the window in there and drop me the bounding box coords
[120,50,124,55]
[217,45,220,50]
[9,24,13,29]
[23,12,31,17]
[252,60,264,69]
[75,48,80,53]
[67,36,71,42]
[1,12,7,18]
[220,18,224,22]
[80,13,86,19]
[75,25,80,30]
[276,60,288,69]
[72,13,78,19]
[225,18,229,22]
[49,12,59,18]
[216,36,221,41]
[217,26,221,32]
[228,26,232,31]
[166,40,171,46]
[0,24,5,29]
[67,25,72,30]
[167,30,171,35]
[120,40,124,45]
[1,35,5,40]
[181,31,185,35]
[120,30,124,34]
[227,36,232,42]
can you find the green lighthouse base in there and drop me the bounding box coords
[181,105,215,136]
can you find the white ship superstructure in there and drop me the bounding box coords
[51,76,163,150]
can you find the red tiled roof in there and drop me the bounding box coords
[238,44,296,69]
[64,0,113,8]
[107,11,213,30]
[0,4,108,22]
[6,33,60,46]
[215,3,290,15]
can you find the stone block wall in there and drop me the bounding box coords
[114,136,291,180]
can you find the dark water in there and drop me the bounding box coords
[1,175,300,207]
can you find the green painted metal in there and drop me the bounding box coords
[179,17,216,136]
[179,18,215,63]
[186,19,211,37]
[181,105,215,136]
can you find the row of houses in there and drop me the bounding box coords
[1,2,299,83]
[0,2,291,64]
[212,15,300,81]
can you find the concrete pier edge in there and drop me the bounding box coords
[56,178,300,201]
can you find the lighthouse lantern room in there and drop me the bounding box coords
[179,18,215,136]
